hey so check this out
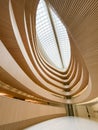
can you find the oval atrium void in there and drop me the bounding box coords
[36,0,71,70]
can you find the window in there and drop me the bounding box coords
[36,0,71,70]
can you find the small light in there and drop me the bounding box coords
[0,92,13,98]
[25,99,39,103]
[0,92,8,96]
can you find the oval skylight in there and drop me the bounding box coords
[36,0,71,70]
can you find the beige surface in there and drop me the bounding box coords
[0,96,66,129]
[0,0,98,128]
[0,0,97,104]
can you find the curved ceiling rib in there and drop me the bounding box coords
[9,0,67,96]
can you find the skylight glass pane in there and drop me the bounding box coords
[36,0,71,70]
[50,9,71,69]
[36,0,63,69]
